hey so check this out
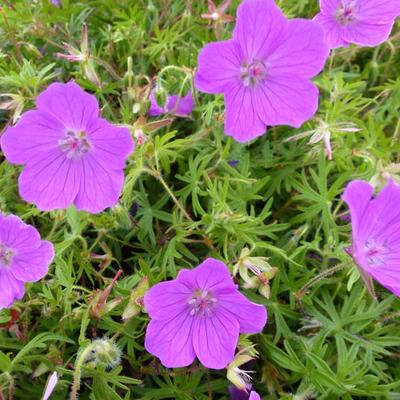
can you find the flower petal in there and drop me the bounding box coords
[144,280,192,321]
[343,20,395,47]
[314,13,349,49]
[0,270,25,309]
[18,152,81,211]
[1,110,64,164]
[218,290,267,334]
[12,241,54,282]
[268,19,329,79]
[233,0,287,60]
[195,40,242,94]
[166,92,194,117]
[342,180,374,241]
[145,313,196,368]
[193,308,239,369]
[36,81,99,130]
[87,118,134,170]
[74,154,124,213]
[185,258,235,292]
[359,0,400,22]
[254,77,319,128]
[224,82,266,142]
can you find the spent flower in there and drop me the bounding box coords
[148,88,194,117]
[234,248,277,298]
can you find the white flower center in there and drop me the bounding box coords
[188,289,217,317]
[240,60,267,87]
[59,130,91,159]
[0,243,14,268]
[335,1,357,25]
[364,239,390,267]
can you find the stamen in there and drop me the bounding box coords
[240,60,267,87]
[0,243,14,268]
[364,239,390,267]
[188,289,218,317]
[59,130,91,159]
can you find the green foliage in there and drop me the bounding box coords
[0,0,400,399]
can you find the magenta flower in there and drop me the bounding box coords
[229,386,261,400]
[1,82,134,214]
[0,214,54,310]
[195,0,329,143]
[315,0,400,49]
[144,258,267,369]
[42,372,58,400]
[148,89,194,117]
[343,179,400,297]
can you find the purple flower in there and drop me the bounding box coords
[148,89,194,117]
[229,386,261,400]
[144,258,267,369]
[0,214,54,310]
[51,0,61,6]
[1,82,134,214]
[315,0,400,49]
[195,0,329,143]
[343,179,400,297]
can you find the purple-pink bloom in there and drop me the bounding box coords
[229,386,261,400]
[343,179,400,297]
[148,89,194,117]
[144,258,267,369]
[50,0,61,6]
[315,0,400,49]
[0,214,54,310]
[195,0,329,143]
[1,82,134,214]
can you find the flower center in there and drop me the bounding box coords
[0,243,14,268]
[364,239,390,267]
[188,289,217,317]
[240,60,267,87]
[59,130,91,159]
[335,1,357,25]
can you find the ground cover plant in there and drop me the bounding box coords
[0,0,400,399]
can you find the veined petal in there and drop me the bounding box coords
[36,81,99,131]
[233,0,288,60]
[145,313,196,368]
[195,40,242,94]
[218,290,267,334]
[0,270,25,309]
[74,154,124,213]
[1,110,64,164]
[358,0,400,23]
[314,13,350,49]
[192,309,239,369]
[189,258,236,292]
[87,118,134,170]
[253,77,319,128]
[224,82,266,142]
[11,241,54,282]
[19,152,81,211]
[342,20,395,47]
[144,280,192,321]
[268,19,329,79]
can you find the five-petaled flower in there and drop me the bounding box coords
[315,0,400,49]
[0,214,54,310]
[343,179,400,297]
[1,81,134,214]
[148,89,194,118]
[195,0,329,142]
[144,258,267,369]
